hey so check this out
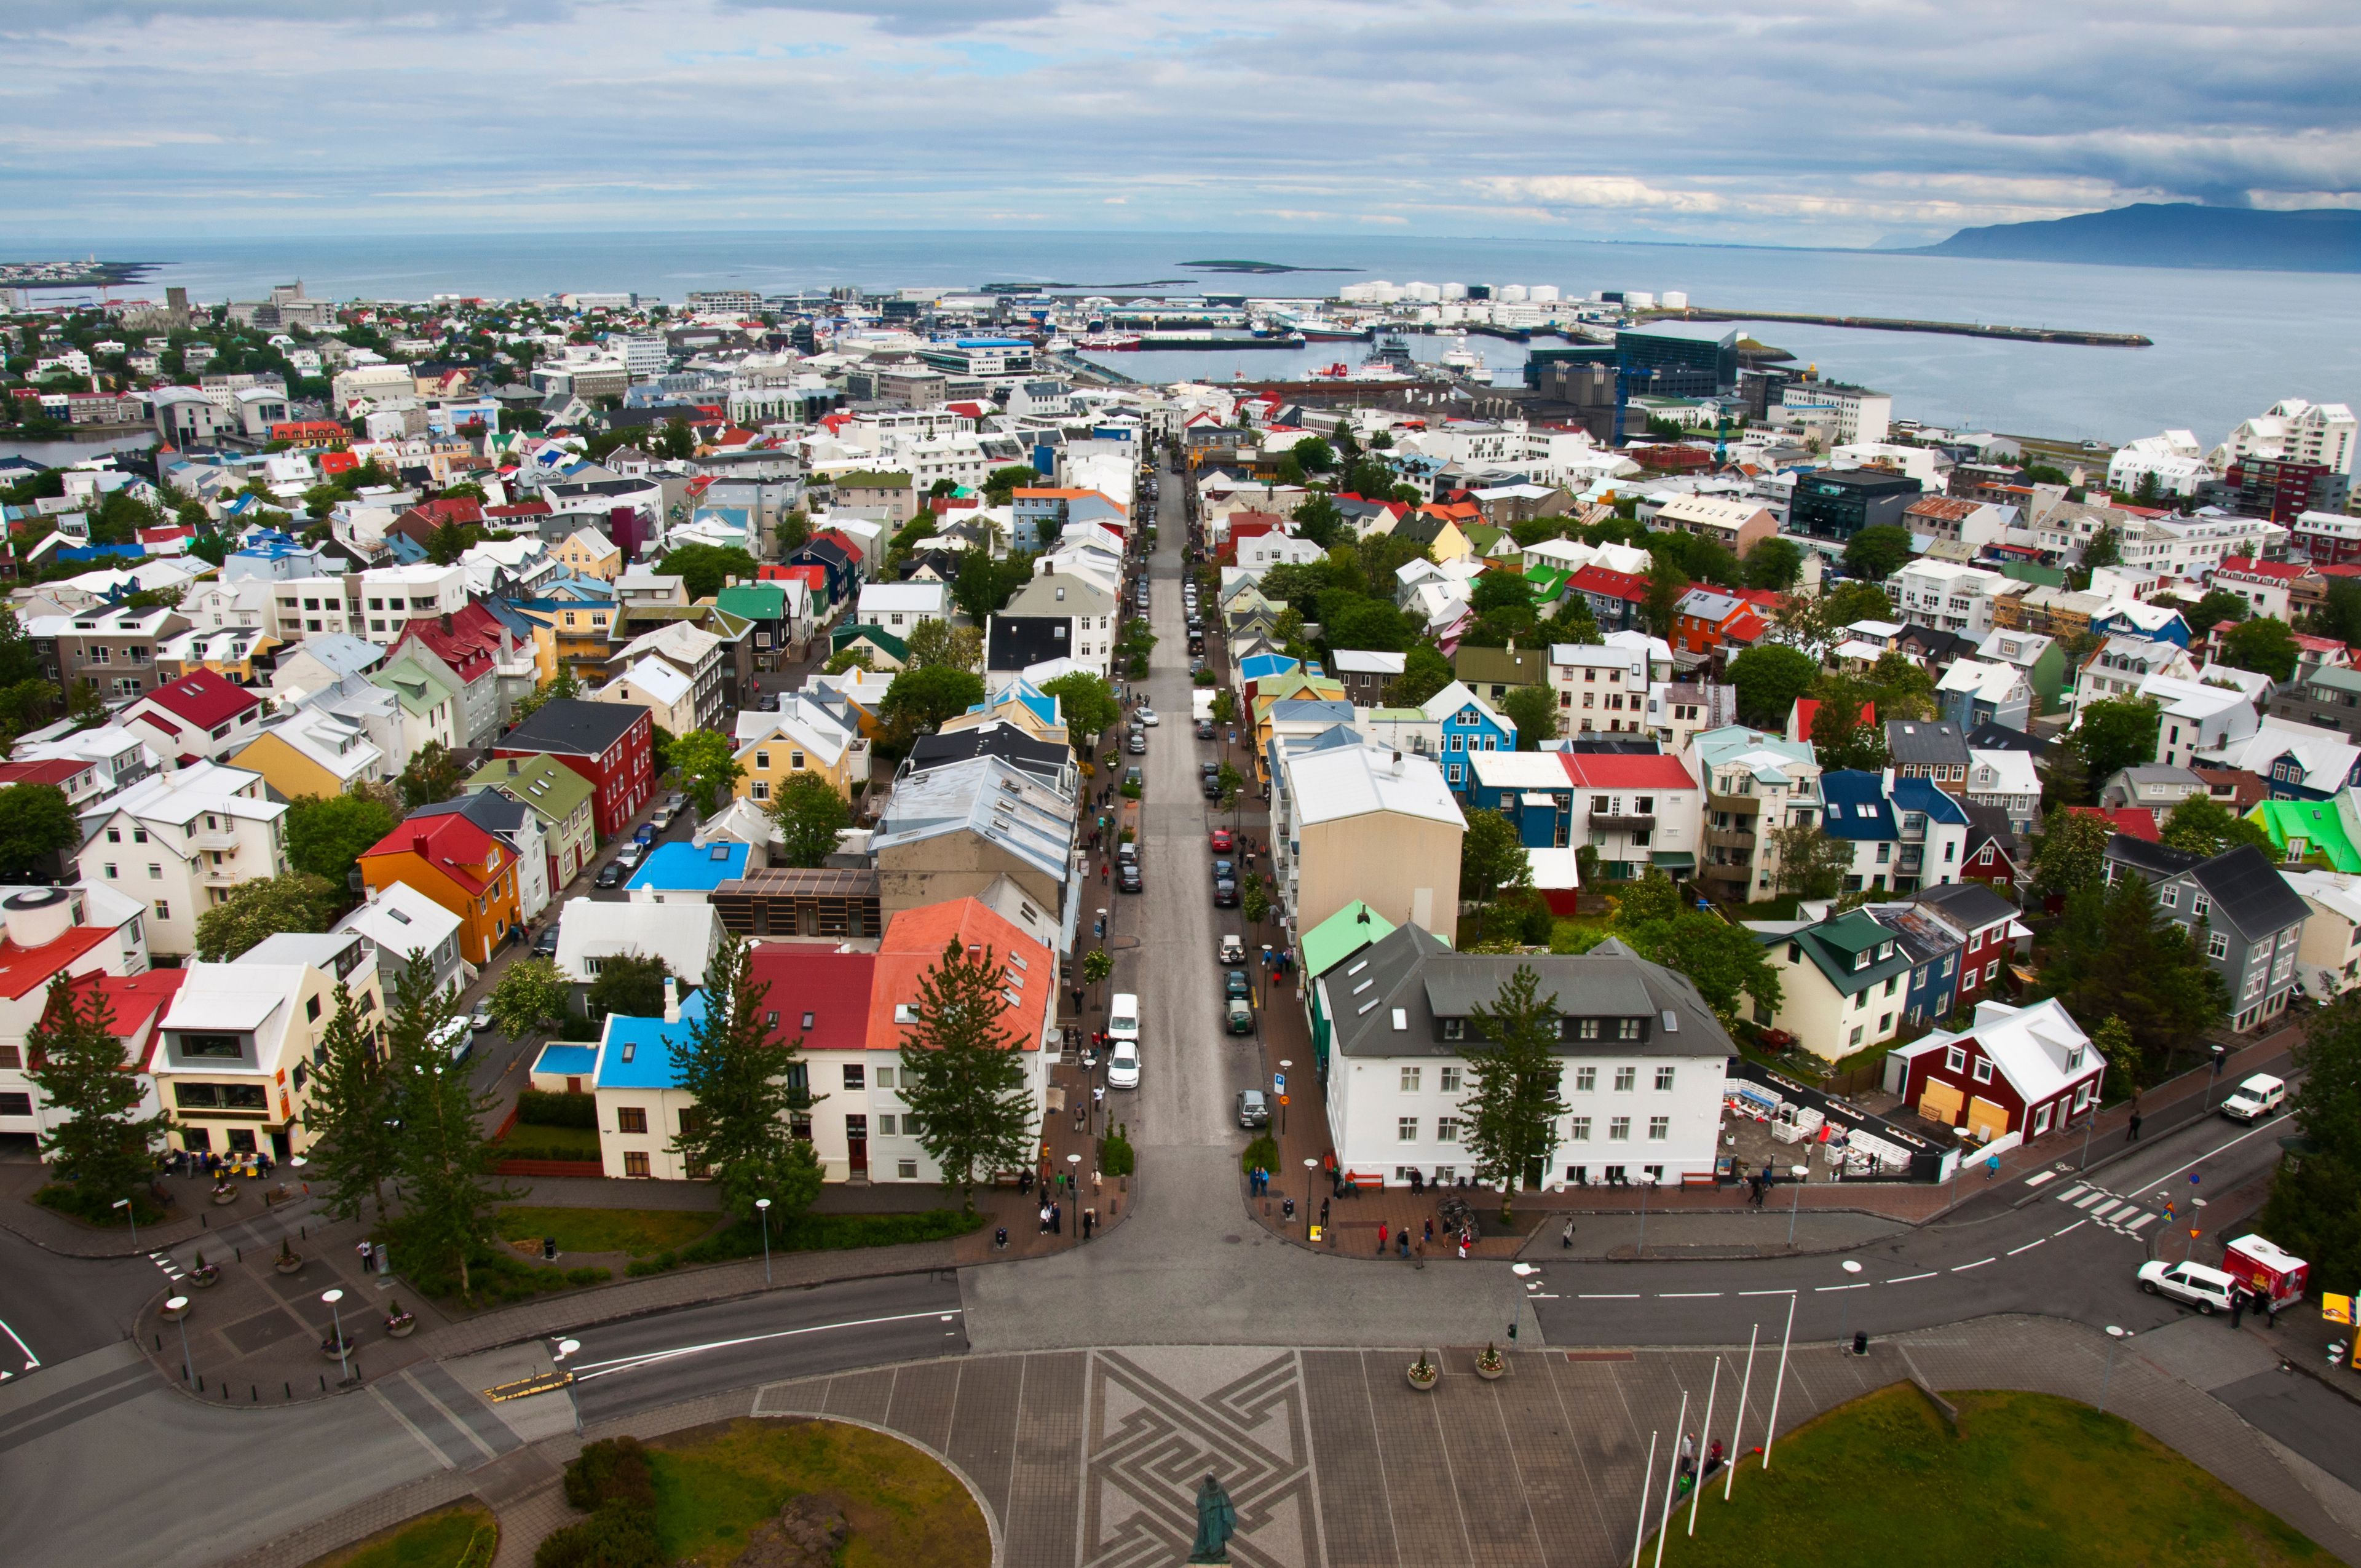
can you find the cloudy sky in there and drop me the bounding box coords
[4,0,2355,245]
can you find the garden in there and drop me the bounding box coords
[305,1503,495,1568]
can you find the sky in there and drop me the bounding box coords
[3,0,2356,247]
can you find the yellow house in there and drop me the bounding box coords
[229,703,386,799]
[157,627,282,685]
[554,528,622,581]
[734,698,868,806]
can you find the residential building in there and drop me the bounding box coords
[2100,766,2207,813]
[1451,644,1548,707]
[467,753,598,892]
[2145,672,2262,770]
[2280,869,2361,1000]
[1884,719,1971,795]
[1687,726,1824,904]
[2197,716,2361,801]
[1757,906,1916,1059]
[1912,880,2030,1013]
[553,896,721,1018]
[597,656,697,738]
[1317,925,1732,1187]
[2246,798,2361,873]
[1419,681,1515,796]
[368,649,462,759]
[2214,398,2359,478]
[1936,659,2033,733]
[2104,837,2310,1033]
[75,762,289,959]
[393,603,531,749]
[28,603,189,705]
[986,570,1119,684]
[1965,750,2042,837]
[1271,741,1464,936]
[229,700,386,801]
[0,885,158,1153]
[625,841,751,904]
[1780,381,1892,445]
[2269,665,2361,745]
[1973,629,2068,716]
[2073,637,2197,717]
[1819,770,1971,895]
[1889,561,2020,640]
[734,695,867,807]
[1330,649,1406,707]
[1886,997,2103,1147]
[854,582,950,638]
[1644,680,1739,755]
[356,811,524,965]
[116,668,264,767]
[1653,494,1778,559]
[870,756,1077,929]
[333,881,472,1004]
[1550,640,1654,737]
[494,698,657,840]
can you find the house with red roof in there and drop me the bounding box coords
[1465,748,1704,883]
[0,756,106,810]
[2068,805,2160,841]
[1568,564,1651,632]
[0,885,159,1152]
[1670,587,1769,657]
[117,668,263,766]
[392,601,526,749]
[357,813,523,965]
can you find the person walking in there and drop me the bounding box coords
[1396,1229,1410,1259]
[1083,1209,1096,1241]
[1423,1218,1434,1246]
[1319,1197,1331,1229]
[1457,1227,1471,1260]
[2266,1289,2281,1330]
[1038,1202,1051,1234]
[1051,1203,1062,1235]
[995,1226,1008,1251]
[2127,1109,2143,1142]
[1560,1218,1576,1250]
[1377,1221,1390,1255]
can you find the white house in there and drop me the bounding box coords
[75,762,290,960]
[553,896,721,1014]
[855,581,951,636]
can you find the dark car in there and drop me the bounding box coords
[1214,877,1239,907]
[1212,858,1235,882]
[1224,968,1250,1000]
[1118,863,1144,894]
[1125,766,1144,790]
[532,924,561,956]
[1201,774,1223,799]
[594,861,625,889]
[1196,719,1214,740]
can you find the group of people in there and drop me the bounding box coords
[170,1147,272,1180]
[1674,1435,1726,1494]
[2229,1285,2282,1330]
[1362,1217,1479,1260]
[1246,1165,1274,1197]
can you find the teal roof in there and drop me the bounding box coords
[1303,900,1397,980]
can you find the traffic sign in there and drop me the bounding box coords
[1273,1072,1286,1093]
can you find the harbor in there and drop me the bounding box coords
[1655,305,2152,347]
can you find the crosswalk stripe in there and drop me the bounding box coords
[2124,1214,2156,1233]
[2089,1200,2127,1223]
[2055,1182,2088,1202]
[2073,1190,2111,1210]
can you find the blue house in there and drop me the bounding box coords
[1868,902,1963,1029]
[1420,680,1515,797]
[624,840,750,901]
[1466,750,1579,845]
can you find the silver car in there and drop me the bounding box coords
[1236,1089,1269,1128]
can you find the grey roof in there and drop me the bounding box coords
[871,754,1075,883]
[1883,719,1969,765]
[1966,720,2048,757]
[497,696,643,756]
[2103,836,2310,939]
[1324,927,1732,1062]
[1913,880,2020,931]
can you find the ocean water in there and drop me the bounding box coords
[28,229,2361,445]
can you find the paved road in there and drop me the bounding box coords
[0,1224,157,1374]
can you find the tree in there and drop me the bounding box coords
[283,793,397,882]
[669,729,743,815]
[1242,873,1271,925]
[1742,537,1804,591]
[1499,684,1560,751]
[0,783,74,878]
[2041,730,2092,812]
[1727,645,1819,729]
[1809,675,1888,773]
[2220,616,2299,684]
[511,665,580,724]
[1863,651,1937,722]
[385,962,505,1298]
[1766,822,1855,900]
[658,542,759,600]
[398,740,465,811]
[1038,670,1120,745]
[767,772,852,868]
[2036,873,2226,1076]
[1383,644,1457,708]
[587,952,670,1020]
[982,464,1038,505]
[1643,551,1689,640]
[1456,965,1570,1221]
[669,934,824,1222]
[2090,1015,2142,1101]
[2183,589,2250,641]
[774,510,812,555]
[949,546,1033,622]
[194,873,340,961]
[2159,794,2272,858]
[2260,993,2361,1297]
[896,937,1038,1210]
[302,981,397,1222]
[1842,525,1915,584]
[2074,697,2159,785]
[27,977,162,1221]
[880,665,986,746]
[1460,807,1532,906]
[487,956,570,1041]
[1619,912,1784,1022]
[905,617,983,674]
[822,646,876,676]
[2030,810,2112,899]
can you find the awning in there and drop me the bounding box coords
[1650,852,1697,870]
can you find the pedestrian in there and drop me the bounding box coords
[1457,1228,1470,1261]
[1396,1229,1410,1259]
[995,1226,1008,1251]
[1038,1202,1051,1234]
[1679,1433,1695,1478]
[1704,1439,1725,1478]
[1052,1203,1062,1234]
[1083,1209,1096,1240]
[1423,1218,1434,1246]
[2266,1289,2280,1331]
[1560,1218,1576,1250]
[1377,1221,1390,1254]
[1072,986,1084,1014]
[1320,1198,1331,1228]
[2127,1110,2143,1142]
[2231,1289,2245,1329]
[1985,1153,2001,1181]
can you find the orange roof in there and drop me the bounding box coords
[863,897,1051,1055]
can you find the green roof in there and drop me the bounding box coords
[715,583,786,620]
[467,753,594,826]
[2304,667,2361,696]
[370,652,457,717]
[2247,799,2361,872]
[832,470,912,490]
[1302,900,1397,981]
[831,623,908,660]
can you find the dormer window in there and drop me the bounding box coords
[1441,1018,1464,1041]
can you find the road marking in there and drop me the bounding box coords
[2054,1219,2087,1237]
[1658,1292,1721,1299]
[1739,1289,1796,1297]
[0,1319,37,1370]
[1814,1283,1869,1293]
[2125,1214,2157,1233]
[2007,1239,2046,1256]
[2055,1182,2088,1203]
[2025,1171,2057,1189]
[1885,1272,1936,1284]
[2073,1190,2110,1210]
[2088,1200,2127,1223]
[1578,1293,1640,1300]
[568,1309,965,1382]
[2138,1116,2283,1192]
[1951,1258,1993,1272]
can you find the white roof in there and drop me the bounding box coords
[602,656,692,708]
[733,699,852,769]
[2284,868,2361,929]
[2206,715,2361,788]
[553,895,721,986]
[1525,845,1582,891]
[1469,750,1578,789]
[1893,996,2098,1107]
[1285,743,1465,831]
[1329,649,1407,676]
[2137,672,2253,722]
[1655,493,1770,528]
[856,581,948,616]
[334,881,463,960]
[1966,748,2039,797]
[1937,659,2025,701]
[1418,679,1507,727]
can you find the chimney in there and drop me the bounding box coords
[412,834,430,856]
[662,976,680,1024]
[506,757,518,775]
[440,612,454,636]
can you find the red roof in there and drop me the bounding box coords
[0,919,116,1003]
[136,526,195,544]
[1559,752,1697,790]
[747,948,876,1054]
[394,600,507,683]
[812,529,866,564]
[761,564,829,596]
[2222,556,2308,582]
[318,451,360,476]
[359,814,504,896]
[419,497,484,526]
[1570,564,1649,601]
[0,758,90,789]
[133,668,259,731]
[863,898,1051,1055]
[57,970,188,1067]
[2070,805,2159,842]
[484,501,553,520]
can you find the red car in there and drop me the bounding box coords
[1209,828,1235,853]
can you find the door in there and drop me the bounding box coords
[845,1114,868,1176]
[270,1130,292,1160]
[1522,1157,1544,1191]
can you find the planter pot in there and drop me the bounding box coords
[274,1255,304,1275]
[160,1297,191,1323]
[322,1337,355,1361]
[1475,1359,1506,1382]
[187,1267,221,1290]
[384,1317,416,1339]
[210,1188,239,1206]
[1407,1364,1439,1392]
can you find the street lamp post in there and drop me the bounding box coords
[167,1296,192,1384]
[1786,1162,1809,1245]
[2205,1043,2226,1110]
[112,1197,136,1254]
[1836,1259,1864,1353]
[2100,1325,2127,1414]
[755,1197,772,1286]
[1635,1174,1655,1259]
[320,1288,352,1384]
[2079,1096,2098,1170]
[554,1338,583,1433]
[1303,1158,1318,1232]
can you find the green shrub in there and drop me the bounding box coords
[563,1436,655,1511]
[1119,781,1142,799]
[1238,1133,1278,1174]
[516,1090,598,1128]
[1102,1125,1137,1178]
[563,1266,604,1286]
[34,1184,165,1227]
[534,1503,662,1568]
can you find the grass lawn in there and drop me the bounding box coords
[1653,1384,2326,1567]
[493,1205,719,1257]
[648,1417,989,1568]
[306,1503,494,1568]
[492,1122,601,1160]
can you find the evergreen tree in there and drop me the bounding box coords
[2036,875,2226,1078]
[384,961,504,1297]
[302,980,397,1222]
[668,934,822,1222]
[1455,965,1569,1224]
[28,977,163,1220]
[2261,993,2361,1298]
[896,938,1037,1211]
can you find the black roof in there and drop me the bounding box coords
[1884,718,1969,765]
[1961,803,2024,859]
[1968,720,2050,758]
[2105,833,2203,881]
[2103,836,2309,938]
[794,537,855,567]
[1559,737,1664,754]
[498,697,645,756]
[409,791,532,837]
[1896,624,1975,663]
[908,727,1069,781]
[1913,879,2021,930]
[986,614,1071,672]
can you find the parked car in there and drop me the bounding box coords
[614,843,646,869]
[1118,863,1144,894]
[1125,767,1143,789]
[633,823,657,848]
[1224,968,1249,999]
[2220,1074,2286,1122]
[1219,933,1244,964]
[1225,1000,1255,1035]
[1202,774,1224,799]
[1128,732,1148,754]
[1211,858,1235,882]
[533,923,561,956]
[649,804,675,831]
[1138,707,1158,727]
[2139,1259,2240,1313]
[1107,1040,1141,1089]
[1196,718,1214,740]
[595,861,626,889]
[1236,1089,1269,1128]
[1214,877,1239,907]
[1209,828,1235,852]
[469,1003,493,1034]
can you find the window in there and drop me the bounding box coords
[897,1158,919,1179]
[1575,1066,1596,1092]
[1654,1066,1675,1091]
[2192,892,2211,919]
[1945,1045,1966,1072]
[177,1032,242,1058]
[1579,1018,1600,1040]
[1983,960,2000,981]
[1399,1066,1421,1092]
[843,1064,866,1090]
[874,1066,896,1090]
[2207,933,2229,959]
[1971,1058,1993,1084]
[623,1151,651,1178]
[1441,1018,1463,1042]
[1618,1018,1641,1040]
[155,901,170,920]
[1648,1116,1670,1141]
[1569,1116,1591,1141]
[148,864,162,879]
[1397,1117,1418,1142]
[1439,1066,1461,1093]
[1613,1067,1635,1092]
[1436,1117,1460,1143]
[876,1114,898,1136]
[756,750,770,770]
[616,1107,648,1134]
[1608,1116,1631,1141]
[2160,885,2177,908]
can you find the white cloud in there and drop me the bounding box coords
[1473,176,1727,214]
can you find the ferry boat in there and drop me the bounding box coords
[1077,331,1143,350]
[1294,315,1370,341]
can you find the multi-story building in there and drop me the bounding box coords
[1786,467,1920,544]
[494,699,657,842]
[2269,665,2361,745]
[1779,381,1892,445]
[2223,456,2350,525]
[1687,726,1822,904]
[1549,639,1655,737]
[26,604,190,705]
[1819,769,1971,896]
[1653,494,1777,559]
[986,571,1119,685]
[1270,741,1464,936]
[117,668,264,767]
[1889,560,2021,639]
[332,881,472,1004]
[1886,997,2103,1148]
[2213,398,2357,479]
[356,810,525,966]
[75,762,288,959]
[2104,837,2310,1033]
[1885,719,1971,796]
[2073,636,2197,717]
[467,753,598,892]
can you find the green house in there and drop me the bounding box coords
[2247,798,2361,872]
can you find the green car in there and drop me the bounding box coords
[1223,968,1250,1000]
[1225,1000,1254,1034]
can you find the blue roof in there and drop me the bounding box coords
[531,1043,599,1079]
[625,840,749,892]
[1819,770,1899,839]
[1239,653,1299,681]
[593,989,707,1090]
[1890,777,1971,825]
[953,338,1029,347]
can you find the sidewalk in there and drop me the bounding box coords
[0,1161,312,1259]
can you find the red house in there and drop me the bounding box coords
[1913,881,2028,1007]
[118,668,263,766]
[492,698,654,841]
[1888,996,2103,1146]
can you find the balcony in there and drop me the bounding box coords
[1589,805,1656,830]
[191,829,240,852]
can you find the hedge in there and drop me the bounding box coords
[516,1090,598,1129]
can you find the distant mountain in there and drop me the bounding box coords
[1912,202,2361,272]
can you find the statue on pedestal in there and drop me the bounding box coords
[1187,1471,1238,1564]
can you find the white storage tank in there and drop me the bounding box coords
[1529,284,1560,303]
[1498,283,1529,303]
[1626,291,1656,310]
[1439,282,1467,301]
[1403,280,1441,303]
[1661,290,1690,309]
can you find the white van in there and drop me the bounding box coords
[1108,992,1141,1045]
[2220,1074,2285,1123]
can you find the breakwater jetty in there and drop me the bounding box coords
[1656,307,2149,347]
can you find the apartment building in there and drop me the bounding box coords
[75,762,289,959]
[27,604,191,704]
[117,668,264,766]
[1889,561,2022,639]
[1687,726,1823,904]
